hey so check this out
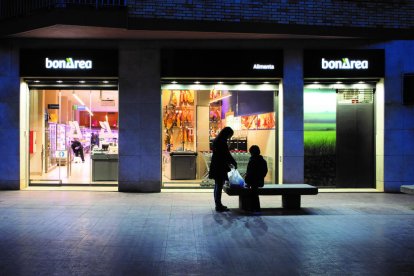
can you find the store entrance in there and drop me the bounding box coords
[304,80,376,188]
[27,79,119,186]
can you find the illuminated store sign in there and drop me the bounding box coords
[161,49,283,78]
[20,49,118,77]
[304,50,384,78]
[45,57,93,70]
[253,64,275,70]
[321,58,368,70]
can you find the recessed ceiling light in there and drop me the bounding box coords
[34,80,40,83]
[57,80,62,83]
[79,80,85,84]
[103,80,109,84]
[264,81,269,84]
[171,81,177,84]
[195,81,200,84]
[218,81,223,84]
[241,82,246,84]
[358,81,365,84]
[313,81,319,84]
[336,81,342,84]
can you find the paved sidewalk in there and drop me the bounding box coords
[0,190,414,275]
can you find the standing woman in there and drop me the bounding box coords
[209,127,237,212]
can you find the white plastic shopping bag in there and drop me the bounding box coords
[227,168,245,188]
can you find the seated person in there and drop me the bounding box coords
[71,138,85,162]
[244,145,268,212]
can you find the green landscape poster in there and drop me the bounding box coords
[304,89,336,186]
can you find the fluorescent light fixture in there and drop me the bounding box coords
[85,106,93,116]
[73,93,85,106]
[209,94,232,103]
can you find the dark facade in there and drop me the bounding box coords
[0,1,414,192]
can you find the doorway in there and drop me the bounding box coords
[304,82,375,188]
[28,85,119,186]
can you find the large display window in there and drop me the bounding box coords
[161,82,278,188]
[28,87,119,185]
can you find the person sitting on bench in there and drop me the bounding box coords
[244,145,268,212]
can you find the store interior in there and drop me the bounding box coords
[161,82,278,188]
[28,87,119,185]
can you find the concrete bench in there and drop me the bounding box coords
[223,184,318,210]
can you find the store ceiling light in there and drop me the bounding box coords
[336,81,342,84]
[313,81,319,84]
[171,81,177,84]
[358,81,365,84]
[264,81,269,84]
[85,106,93,116]
[241,82,246,84]
[73,93,85,106]
[195,81,200,84]
[209,94,232,103]
[79,80,85,84]
[103,80,109,84]
[34,80,40,83]
[218,81,223,84]
[57,80,62,83]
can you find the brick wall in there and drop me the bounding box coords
[128,0,414,30]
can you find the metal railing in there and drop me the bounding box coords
[0,0,127,20]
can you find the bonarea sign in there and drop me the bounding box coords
[304,50,384,78]
[45,57,93,70]
[321,58,368,70]
[20,49,118,77]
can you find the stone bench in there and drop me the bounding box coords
[223,184,318,210]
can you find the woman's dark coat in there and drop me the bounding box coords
[209,136,237,180]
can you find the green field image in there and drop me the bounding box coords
[304,112,336,155]
[304,108,336,186]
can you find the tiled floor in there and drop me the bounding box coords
[0,190,414,275]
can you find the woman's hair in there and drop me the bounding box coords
[217,126,234,139]
[249,145,260,155]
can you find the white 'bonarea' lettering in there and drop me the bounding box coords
[45,57,93,70]
[321,58,368,70]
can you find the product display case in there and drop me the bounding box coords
[45,123,57,172]
[55,124,67,165]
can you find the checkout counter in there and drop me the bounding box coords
[163,151,197,180]
[91,144,118,181]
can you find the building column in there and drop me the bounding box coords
[279,49,304,184]
[0,43,20,189]
[383,41,414,192]
[118,48,161,192]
